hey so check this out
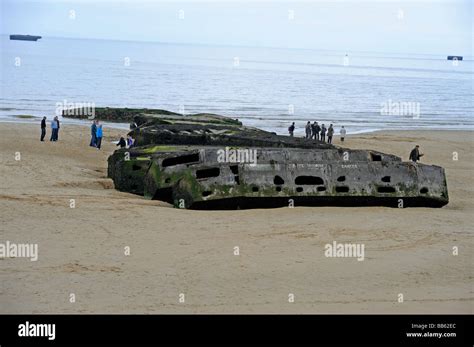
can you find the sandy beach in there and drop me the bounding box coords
[0,123,472,314]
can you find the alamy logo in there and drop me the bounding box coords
[55,99,96,118]
[217,147,257,167]
[0,241,38,261]
[324,241,365,261]
[18,321,55,340]
[380,99,420,118]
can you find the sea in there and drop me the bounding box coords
[1,35,473,135]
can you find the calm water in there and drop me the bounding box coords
[1,35,473,135]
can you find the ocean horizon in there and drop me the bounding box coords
[1,35,473,135]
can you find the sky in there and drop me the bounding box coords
[1,0,472,55]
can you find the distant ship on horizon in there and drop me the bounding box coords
[10,34,42,41]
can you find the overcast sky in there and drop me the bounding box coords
[1,0,472,55]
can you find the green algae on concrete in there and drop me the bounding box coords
[102,109,449,209]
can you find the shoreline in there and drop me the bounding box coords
[1,123,472,313]
[1,115,473,136]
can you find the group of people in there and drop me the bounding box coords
[288,122,346,144]
[287,121,425,163]
[40,116,61,142]
[90,120,135,150]
[116,134,135,149]
[39,117,424,163]
[40,117,134,150]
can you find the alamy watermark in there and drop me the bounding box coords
[380,99,420,119]
[217,147,257,167]
[0,241,38,261]
[55,99,96,119]
[18,321,55,340]
[325,241,365,261]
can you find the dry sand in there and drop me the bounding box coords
[0,123,472,313]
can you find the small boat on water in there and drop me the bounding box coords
[9,35,42,41]
[447,55,463,61]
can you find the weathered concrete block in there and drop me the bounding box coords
[87,108,449,209]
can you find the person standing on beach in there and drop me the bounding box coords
[311,121,317,140]
[305,121,312,139]
[288,122,295,137]
[117,136,126,148]
[90,120,97,147]
[340,126,346,142]
[50,117,58,141]
[96,123,103,150]
[56,117,60,141]
[320,124,327,142]
[327,124,334,144]
[40,116,47,141]
[409,145,424,163]
[314,122,321,140]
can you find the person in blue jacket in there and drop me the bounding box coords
[96,122,103,150]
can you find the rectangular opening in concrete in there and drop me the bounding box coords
[162,153,200,167]
[196,167,220,179]
[295,176,324,185]
[335,186,349,193]
[370,153,382,161]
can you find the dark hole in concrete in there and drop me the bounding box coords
[377,186,396,193]
[337,176,346,182]
[381,176,391,182]
[370,153,382,161]
[420,187,429,194]
[276,186,282,192]
[296,187,303,192]
[252,186,259,192]
[274,175,285,185]
[234,176,240,184]
[202,191,212,197]
[230,165,239,175]
[335,186,349,193]
[165,177,171,183]
[196,167,220,179]
[162,153,199,167]
[317,186,326,192]
[132,164,141,171]
[295,176,324,185]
